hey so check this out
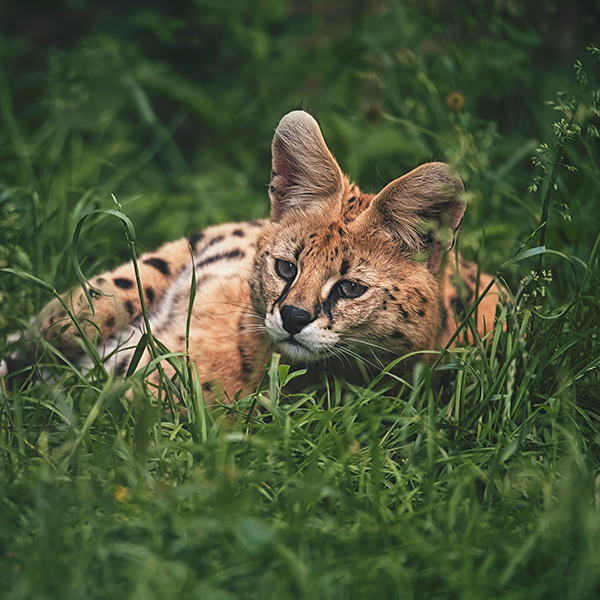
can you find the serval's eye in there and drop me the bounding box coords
[338,280,367,299]
[275,259,297,281]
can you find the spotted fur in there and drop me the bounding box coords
[5,111,506,400]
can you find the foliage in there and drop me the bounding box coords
[1,2,600,598]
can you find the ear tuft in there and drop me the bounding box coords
[269,111,345,221]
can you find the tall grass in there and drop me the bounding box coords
[1,3,600,598]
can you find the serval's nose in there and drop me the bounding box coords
[280,305,313,335]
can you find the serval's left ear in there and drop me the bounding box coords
[269,110,345,222]
[363,162,465,271]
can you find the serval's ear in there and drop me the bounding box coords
[361,162,465,272]
[269,111,345,222]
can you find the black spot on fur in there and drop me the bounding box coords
[114,277,133,290]
[464,285,474,304]
[450,295,467,318]
[391,330,405,339]
[208,235,225,247]
[240,353,253,374]
[195,273,215,289]
[195,249,245,270]
[188,231,205,251]
[106,316,116,328]
[417,309,425,317]
[145,287,155,304]
[2,355,22,378]
[202,381,213,392]
[124,300,135,317]
[97,277,105,284]
[397,304,409,320]
[116,359,129,377]
[170,289,187,308]
[144,257,170,276]
[237,316,254,374]
[414,288,429,305]
[233,228,245,237]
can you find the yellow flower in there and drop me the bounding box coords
[113,484,129,503]
[446,92,465,111]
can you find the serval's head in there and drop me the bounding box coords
[250,110,465,367]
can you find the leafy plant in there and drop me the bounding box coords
[1,4,599,599]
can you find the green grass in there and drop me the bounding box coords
[1,2,600,598]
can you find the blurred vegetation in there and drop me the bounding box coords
[1,1,598,288]
[1,1,600,598]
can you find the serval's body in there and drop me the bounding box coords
[2,111,505,400]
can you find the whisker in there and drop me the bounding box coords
[344,336,392,354]
[238,313,265,322]
[328,347,356,370]
[237,327,268,335]
[190,299,265,317]
[327,343,380,371]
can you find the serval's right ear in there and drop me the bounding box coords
[269,110,345,222]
